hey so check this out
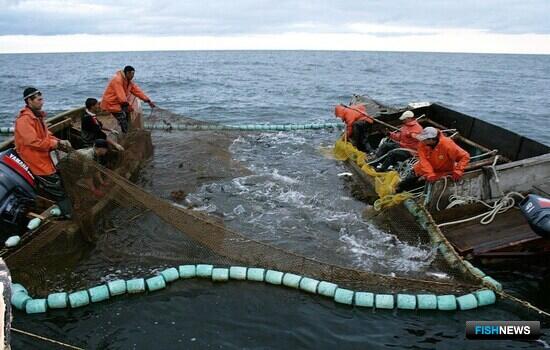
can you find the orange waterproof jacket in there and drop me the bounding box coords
[414,132,470,180]
[14,107,59,176]
[335,104,371,138]
[100,70,150,113]
[389,120,422,150]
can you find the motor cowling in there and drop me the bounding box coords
[520,194,550,238]
[0,149,36,237]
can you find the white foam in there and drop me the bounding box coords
[270,169,299,184]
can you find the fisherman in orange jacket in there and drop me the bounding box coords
[14,87,73,216]
[374,110,423,171]
[335,104,374,152]
[396,126,470,192]
[100,66,155,133]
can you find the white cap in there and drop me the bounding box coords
[415,126,439,141]
[399,110,414,120]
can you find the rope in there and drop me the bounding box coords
[12,327,84,350]
[470,150,498,160]
[143,122,342,132]
[497,291,550,318]
[435,176,449,211]
[437,191,525,228]
[366,147,417,165]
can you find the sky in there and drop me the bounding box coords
[0,0,549,54]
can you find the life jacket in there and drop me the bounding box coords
[389,120,422,150]
[335,104,372,138]
[14,107,58,176]
[100,71,150,113]
[414,132,470,180]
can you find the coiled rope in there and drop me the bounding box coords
[437,191,525,228]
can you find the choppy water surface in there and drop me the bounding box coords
[0,51,549,349]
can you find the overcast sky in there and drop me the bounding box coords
[1,0,549,54]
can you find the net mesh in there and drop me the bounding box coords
[7,107,483,296]
[59,155,479,294]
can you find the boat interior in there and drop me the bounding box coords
[0,108,152,261]
[350,95,550,262]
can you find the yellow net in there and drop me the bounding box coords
[333,137,407,209]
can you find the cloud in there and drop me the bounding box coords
[0,0,549,36]
[1,31,549,54]
[1,1,549,53]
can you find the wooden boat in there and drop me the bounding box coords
[0,107,153,266]
[342,94,550,263]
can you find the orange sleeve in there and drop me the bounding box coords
[414,145,436,178]
[15,119,57,151]
[450,143,470,173]
[130,83,149,102]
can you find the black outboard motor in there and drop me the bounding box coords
[520,194,550,238]
[0,149,36,237]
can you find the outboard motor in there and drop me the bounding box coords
[520,194,550,238]
[0,149,36,236]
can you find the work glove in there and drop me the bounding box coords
[114,143,125,152]
[110,129,120,136]
[147,100,156,108]
[452,170,464,181]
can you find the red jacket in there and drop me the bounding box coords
[414,132,470,181]
[14,107,59,176]
[100,71,150,113]
[389,120,422,150]
[335,104,371,138]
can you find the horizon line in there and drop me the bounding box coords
[1,48,549,56]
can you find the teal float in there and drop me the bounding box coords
[126,278,146,293]
[229,266,247,280]
[47,292,68,309]
[107,280,126,296]
[88,285,110,303]
[145,276,166,291]
[265,270,283,285]
[282,273,301,288]
[26,299,47,314]
[12,264,498,315]
[246,268,265,282]
[212,268,229,282]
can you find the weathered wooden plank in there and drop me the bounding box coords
[442,209,539,255]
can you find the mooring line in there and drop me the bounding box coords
[11,327,84,350]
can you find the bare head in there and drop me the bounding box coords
[85,97,100,113]
[124,65,135,80]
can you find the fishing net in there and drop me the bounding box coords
[56,154,479,294]
[334,137,402,200]
[7,106,484,297]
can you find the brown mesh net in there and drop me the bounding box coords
[24,103,481,296]
[7,108,484,296]
[59,155,479,294]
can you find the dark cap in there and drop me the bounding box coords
[123,65,135,73]
[94,139,109,149]
[23,87,41,100]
